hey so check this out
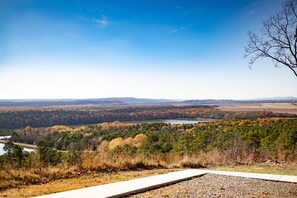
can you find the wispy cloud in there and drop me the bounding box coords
[76,0,83,16]
[246,9,256,16]
[244,1,258,17]
[246,2,258,8]
[169,27,186,34]
[169,29,179,34]
[94,16,110,27]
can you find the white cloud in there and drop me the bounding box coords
[76,0,83,15]
[169,29,179,34]
[246,9,256,16]
[94,17,109,27]
[169,27,186,34]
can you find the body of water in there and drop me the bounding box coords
[126,119,214,125]
[0,143,34,155]
[0,135,35,155]
[0,135,11,140]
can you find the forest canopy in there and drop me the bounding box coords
[0,105,295,129]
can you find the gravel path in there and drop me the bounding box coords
[129,174,297,198]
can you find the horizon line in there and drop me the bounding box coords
[0,96,296,101]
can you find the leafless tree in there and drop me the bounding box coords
[244,0,297,77]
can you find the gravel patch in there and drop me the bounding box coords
[129,174,297,198]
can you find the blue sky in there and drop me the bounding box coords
[0,0,296,99]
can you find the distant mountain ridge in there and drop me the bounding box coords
[250,96,297,101]
[0,97,296,107]
[0,97,177,107]
[94,97,176,104]
[182,97,297,104]
[182,99,236,104]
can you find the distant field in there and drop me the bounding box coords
[0,105,109,112]
[217,103,297,114]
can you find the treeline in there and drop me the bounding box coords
[0,140,80,175]
[0,118,296,190]
[9,118,297,163]
[1,118,296,191]
[0,105,295,129]
[0,105,215,129]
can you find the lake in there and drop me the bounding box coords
[0,143,35,155]
[0,136,35,155]
[126,118,214,125]
[0,135,11,140]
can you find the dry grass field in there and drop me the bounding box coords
[217,103,297,114]
[214,163,297,175]
[0,169,176,198]
[0,163,296,198]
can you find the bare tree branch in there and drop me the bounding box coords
[245,0,297,77]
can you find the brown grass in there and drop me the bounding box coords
[0,169,176,198]
[1,162,296,198]
[1,150,296,198]
[213,162,297,175]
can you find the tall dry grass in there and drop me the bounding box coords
[2,131,294,192]
[0,147,295,192]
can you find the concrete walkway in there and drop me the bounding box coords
[205,170,297,183]
[34,169,206,198]
[34,169,297,198]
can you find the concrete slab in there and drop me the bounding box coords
[279,175,297,183]
[34,169,206,198]
[243,173,283,181]
[206,170,297,183]
[206,170,244,177]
